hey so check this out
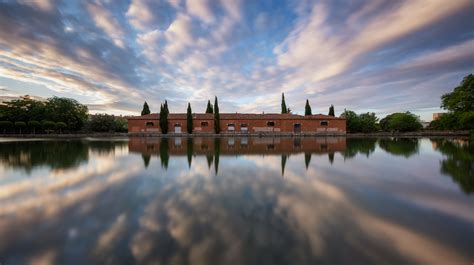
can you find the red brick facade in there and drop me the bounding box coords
[127,113,346,134]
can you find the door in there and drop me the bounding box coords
[294,123,301,133]
[174,124,182,133]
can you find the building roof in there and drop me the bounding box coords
[127,113,344,120]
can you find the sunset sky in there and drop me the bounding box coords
[0,0,473,120]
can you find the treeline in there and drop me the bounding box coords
[341,74,473,133]
[0,96,127,134]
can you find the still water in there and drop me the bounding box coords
[0,137,473,265]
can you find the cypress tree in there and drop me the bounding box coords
[159,102,169,134]
[281,93,287,114]
[305,99,312,115]
[141,101,151,115]
[186,102,193,134]
[205,100,213,113]
[214,96,220,133]
[328,105,335,117]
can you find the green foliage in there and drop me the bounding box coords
[41,120,56,133]
[28,120,41,134]
[159,101,169,134]
[281,93,287,114]
[344,138,377,159]
[44,97,88,131]
[141,101,151,115]
[342,110,378,133]
[205,100,214,114]
[187,102,193,134]
[441,74,473,112]
[430,111,474,130]
[304,99,312,115]
[14,121,26,134]
[328,105,335,117]
[380,112,422,132]
[55,122,67,133]
[0,121,13,134]
[86,114,128,132]
[214,96,220,133]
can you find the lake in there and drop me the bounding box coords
[0,137,473,265]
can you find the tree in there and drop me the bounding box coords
[55,122,67,134]
[187,102,193,134]
[441,74,473,113]
[341,110,378,133]
[281,93,287,114]
[141,101,151,115]
[205,100,213,113]
[304,99,312,115]
[159,102,169,134]
[28,120,41,134]
[328,105,335,117]
[380,112,422,132]
[14,121,26,134]
[44,97,88,131]
[0,121,13,134]
[42,120,56,133]
[214,96,220,133]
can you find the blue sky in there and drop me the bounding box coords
[0,0,473,121]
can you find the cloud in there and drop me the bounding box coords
[86,2,126,48]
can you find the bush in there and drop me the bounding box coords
[0,121,13,134]
[55,122,67,133]
[341,110,379,133]
[380,112,422,132]
[28,120,41,134]
[14,121,27,134]
[42,120,56,133]
[429,112,474,130]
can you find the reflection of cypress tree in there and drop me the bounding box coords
[379,138,419,158]
[344,138,377,159]
[431,139,474,194]
[281,155,287,177]
[160,138,169,169]
[142,153,151,168]
[206,155,213,169]
[328,153,334,164]
[187,138,193,168]
[214,138,220,175]
[304,153,311,169]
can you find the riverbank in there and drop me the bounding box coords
[0,130,470,138]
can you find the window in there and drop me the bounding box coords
[201,121,209,127]
[320,121,328,126]
[267,121,275,126]
[228,123,235,131]
[146,122,154,127]
[241,123,248,131]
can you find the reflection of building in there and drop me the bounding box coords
[128,137,347,157]
[127,113,346,134]
[432,113,445,120]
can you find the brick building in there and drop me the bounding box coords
[127,113,346,134]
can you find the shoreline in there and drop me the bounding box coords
[0,130,470,139]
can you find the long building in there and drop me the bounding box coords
[127,113,346,134]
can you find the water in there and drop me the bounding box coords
[0,137,472,265]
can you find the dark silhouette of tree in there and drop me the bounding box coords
[328,105,335,117]
[160,101,169,134]
[304,153,311,169]
[159,138,169,168]
[205,100,214,114]
[281,93,287,114]
[214,138,220,174]
[187,138,193,168]
[328,153,334,164]
[14,121,26,134]
[28,120,40,134]
[214,96,220,134]
[187,103,193,134]
[281,154,287,177]
[142,153,151,168]
[141,101,151,115]
[305,99,312,116]
[206,155,213,169]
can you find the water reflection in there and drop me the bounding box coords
[379,138,419,158]
[0,137,473,264]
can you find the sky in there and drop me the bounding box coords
[0,0,473,121]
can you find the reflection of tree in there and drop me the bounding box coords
[304,153,311,169]
[344,138,377,159]
[187,138,193,168]
[281,155,287,177]
[142,153,151,168]
[432,139,474,194]
[214,138,220,175]
[160,138,169,169]
[206,155,213,169]
[328,153,334,164]
[378,138,419,158]
[0,140,127,173]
